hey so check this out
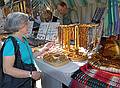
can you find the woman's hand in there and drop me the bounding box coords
[34,42,55,57]
[32,71,41,80]
[43,42,55,51]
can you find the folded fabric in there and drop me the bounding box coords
[71,63,120,88]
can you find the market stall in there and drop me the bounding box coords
[0,0,120,88]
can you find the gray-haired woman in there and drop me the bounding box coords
[1,12,54,88]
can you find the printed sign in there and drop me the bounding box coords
[37,22,60,42]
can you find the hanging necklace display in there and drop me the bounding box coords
[58,24,99,62]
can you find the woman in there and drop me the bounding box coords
[44,10,59,22]
[2,12,53,88]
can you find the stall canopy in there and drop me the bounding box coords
[3,0,107,23]
[2,0,120,36]
[31,0,107,23]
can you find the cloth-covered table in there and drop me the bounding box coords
[71,64,120,88]
[35,59,87,88]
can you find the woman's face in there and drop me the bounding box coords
[45,13,52,22]
[19,23,28,35]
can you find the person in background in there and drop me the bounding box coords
[2,12,54,88]
[44,10,59,22]
[57,1,79,25]
[34,12,41,24]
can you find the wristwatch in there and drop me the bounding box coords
[28,72,32,78]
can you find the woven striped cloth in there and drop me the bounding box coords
[71,64,120,88]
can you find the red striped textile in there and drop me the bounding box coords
[71,64,120,88]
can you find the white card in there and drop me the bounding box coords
[37,22,60,42]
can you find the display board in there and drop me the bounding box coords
[37,22,60,42]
